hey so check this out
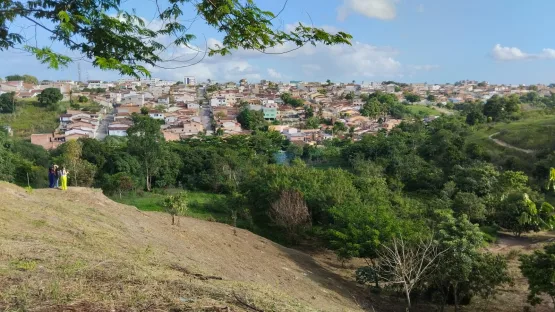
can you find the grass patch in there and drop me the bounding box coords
[10,259,38,271]
[467,120,539,174]
[471,111,555,151]
[405,104,440,117]
[31,219,47,227]
[0,100,67,138]
[112,188,230,223]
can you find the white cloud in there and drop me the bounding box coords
[267,68,283,79]
[127,36,431,82]
[492,44,529,61]
[337,0,397,21]
[492,44,555,61]
[283,41,403,79]
[540,48,555,59]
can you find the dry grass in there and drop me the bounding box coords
[0,183,367,312]
[466,232,555,312]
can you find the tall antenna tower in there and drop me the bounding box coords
[77,62,82,82]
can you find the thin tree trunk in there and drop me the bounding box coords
[454,284,459,312]
[146,166,150,191]
[405,285,411,311]
[172,214,175,225]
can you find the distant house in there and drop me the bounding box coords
[165,115,179,125]
[210,97,227,107]
[108,124,129,137]
[286,132,306,143]
[186,103,200,109]
[165,121,204,135]
[149,111,165,120]
[31,133,66,150]
[120,93,145,106]
[0,83,20,92]
[220,120,242,132]
[385,84,396,93]
[262,107,277,120]
[157,97,170,105]
[163,131,180,141]
[116,104,141,114]
[182,121,204,134]
[60,114,72,123]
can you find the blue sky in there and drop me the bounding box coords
[2,0,555,84]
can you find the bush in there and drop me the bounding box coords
[480,225,499,243]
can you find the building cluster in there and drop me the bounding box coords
[3,75,551,149]
[31,110,101,149]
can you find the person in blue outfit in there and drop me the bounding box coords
[48,164,56,188]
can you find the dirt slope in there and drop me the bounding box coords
[0,183,366,311]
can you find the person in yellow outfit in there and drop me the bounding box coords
[60,166,69,191]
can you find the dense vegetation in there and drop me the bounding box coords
[2,87,555,309]
[3,94,555,309]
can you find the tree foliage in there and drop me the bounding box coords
[0,0,352,77]
[405,93,421,103]
[483,95,520,121]
[37,88,63,109]
[163,192,188,225]
[5,74,38,84]
[0,92,15,113]
[127,114,165,191]
[237,108,266,130]
[280,92,304,107]
[520,243,555,307]
[495,193,555,236]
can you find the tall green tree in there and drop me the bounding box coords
[127,114,165,191]
[495,192,555,236]
[108,172,135,199]
[237,109,265,130]
[360,98,382,120]
[37,88,63,109]
[0,92,15,113]
[428,212,485,311]
[64,140,82,186]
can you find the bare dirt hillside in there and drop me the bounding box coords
[0,183,368,311]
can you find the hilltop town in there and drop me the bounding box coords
[0,77,550,149]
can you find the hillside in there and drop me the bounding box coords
[472,113,555,152]
[0,182,370,311]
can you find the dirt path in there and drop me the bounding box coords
[489,132,535,154]
[434,106,454,115]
